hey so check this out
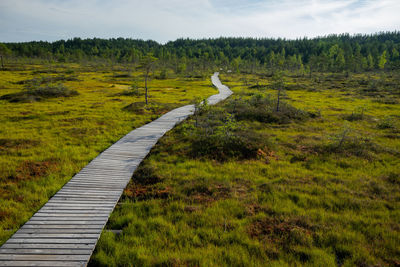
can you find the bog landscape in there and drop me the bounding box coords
[0,34,399,266]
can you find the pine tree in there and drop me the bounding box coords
[367,54,374,70]
[378,50,387,70]
[392,48,399,60]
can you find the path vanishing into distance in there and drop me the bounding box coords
[0,73,232,267]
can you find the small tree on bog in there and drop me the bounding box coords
[139,54,158,105]
[271,71,285,112]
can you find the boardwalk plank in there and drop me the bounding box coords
[40,206,114,210]
[46,200,116,204]
[21,225,103,229]
[27,219,107,223]
[31,216,110,220]
[0,254,88,261]
[1,244,93,249]
[0,261,86,267]
[0,249,92,255]
[16,229,102,234]
[12,234,100,239]
[6,239,97,244]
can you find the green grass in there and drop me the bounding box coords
[90,71,400,266]
[0,63,216,244]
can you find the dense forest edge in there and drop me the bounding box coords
[1,32,400,75]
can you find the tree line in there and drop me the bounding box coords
[1,32,400,73]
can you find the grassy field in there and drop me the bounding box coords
[0,62,216,244]
[90,71,400,266]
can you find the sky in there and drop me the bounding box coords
[0,0,399,43]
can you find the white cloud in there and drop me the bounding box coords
[0,0,399,42]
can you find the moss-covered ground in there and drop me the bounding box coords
[0,62,216,244]
[90,71,400,266]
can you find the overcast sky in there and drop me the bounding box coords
[1,0,399,43]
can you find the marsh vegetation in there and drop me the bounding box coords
[0,62,216,244]
[1,33,400,266]
[90,71,399,267]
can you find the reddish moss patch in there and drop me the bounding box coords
[183,205,200,213]
[67,127,100,138]
[0,209,12,220]
[123,162,170,200]
[0,139,40,152]
[257,149,279,163]
[13,159,59,180]
[182,179,251,205]
[248,216,315,249]
[124,184,171,200]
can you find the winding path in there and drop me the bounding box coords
[0,73,232,267]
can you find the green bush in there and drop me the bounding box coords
[191,128,269,161]
[0,84,79,102]
[112,73,131,78]
[227,94,309,124]
[157,69,168,79]
[377,116,396,129]
[182,105,271,162]
[374,97,399,104]
[16,75,79,85]
[314,129,398,159]
[343,107,366,121]
[132,162,163,185]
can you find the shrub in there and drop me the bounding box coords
[119,89,142,96]
[377,116,396,129]
[248,84,266,89]
[117,79,142,96]
[374,97,399,104]
[0,84,79,102]
[16,75,79,85]
[112,73,131,78]
[384,172,399,185]
[343,106,366,121]
[183,105,271,162]
[227,94,309,124]
[123,101,178,115]
[191,128,269,161]
[30,84,78,98]
[314,129,398,159]
[132,162,163,185]
[157,69,168,79]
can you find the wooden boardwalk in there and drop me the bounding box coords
[0,73,232,267]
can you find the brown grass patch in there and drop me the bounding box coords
[67,127,99,138]
[183,179,251,205]
[123,162,170,200]
[248,216,315,248]
[47,110,70,116]
[124,184,171,200]
[0,209,12,221]
[0,139,40,153]
[13,159,59,180]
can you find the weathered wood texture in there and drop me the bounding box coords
[0,73,232,267]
